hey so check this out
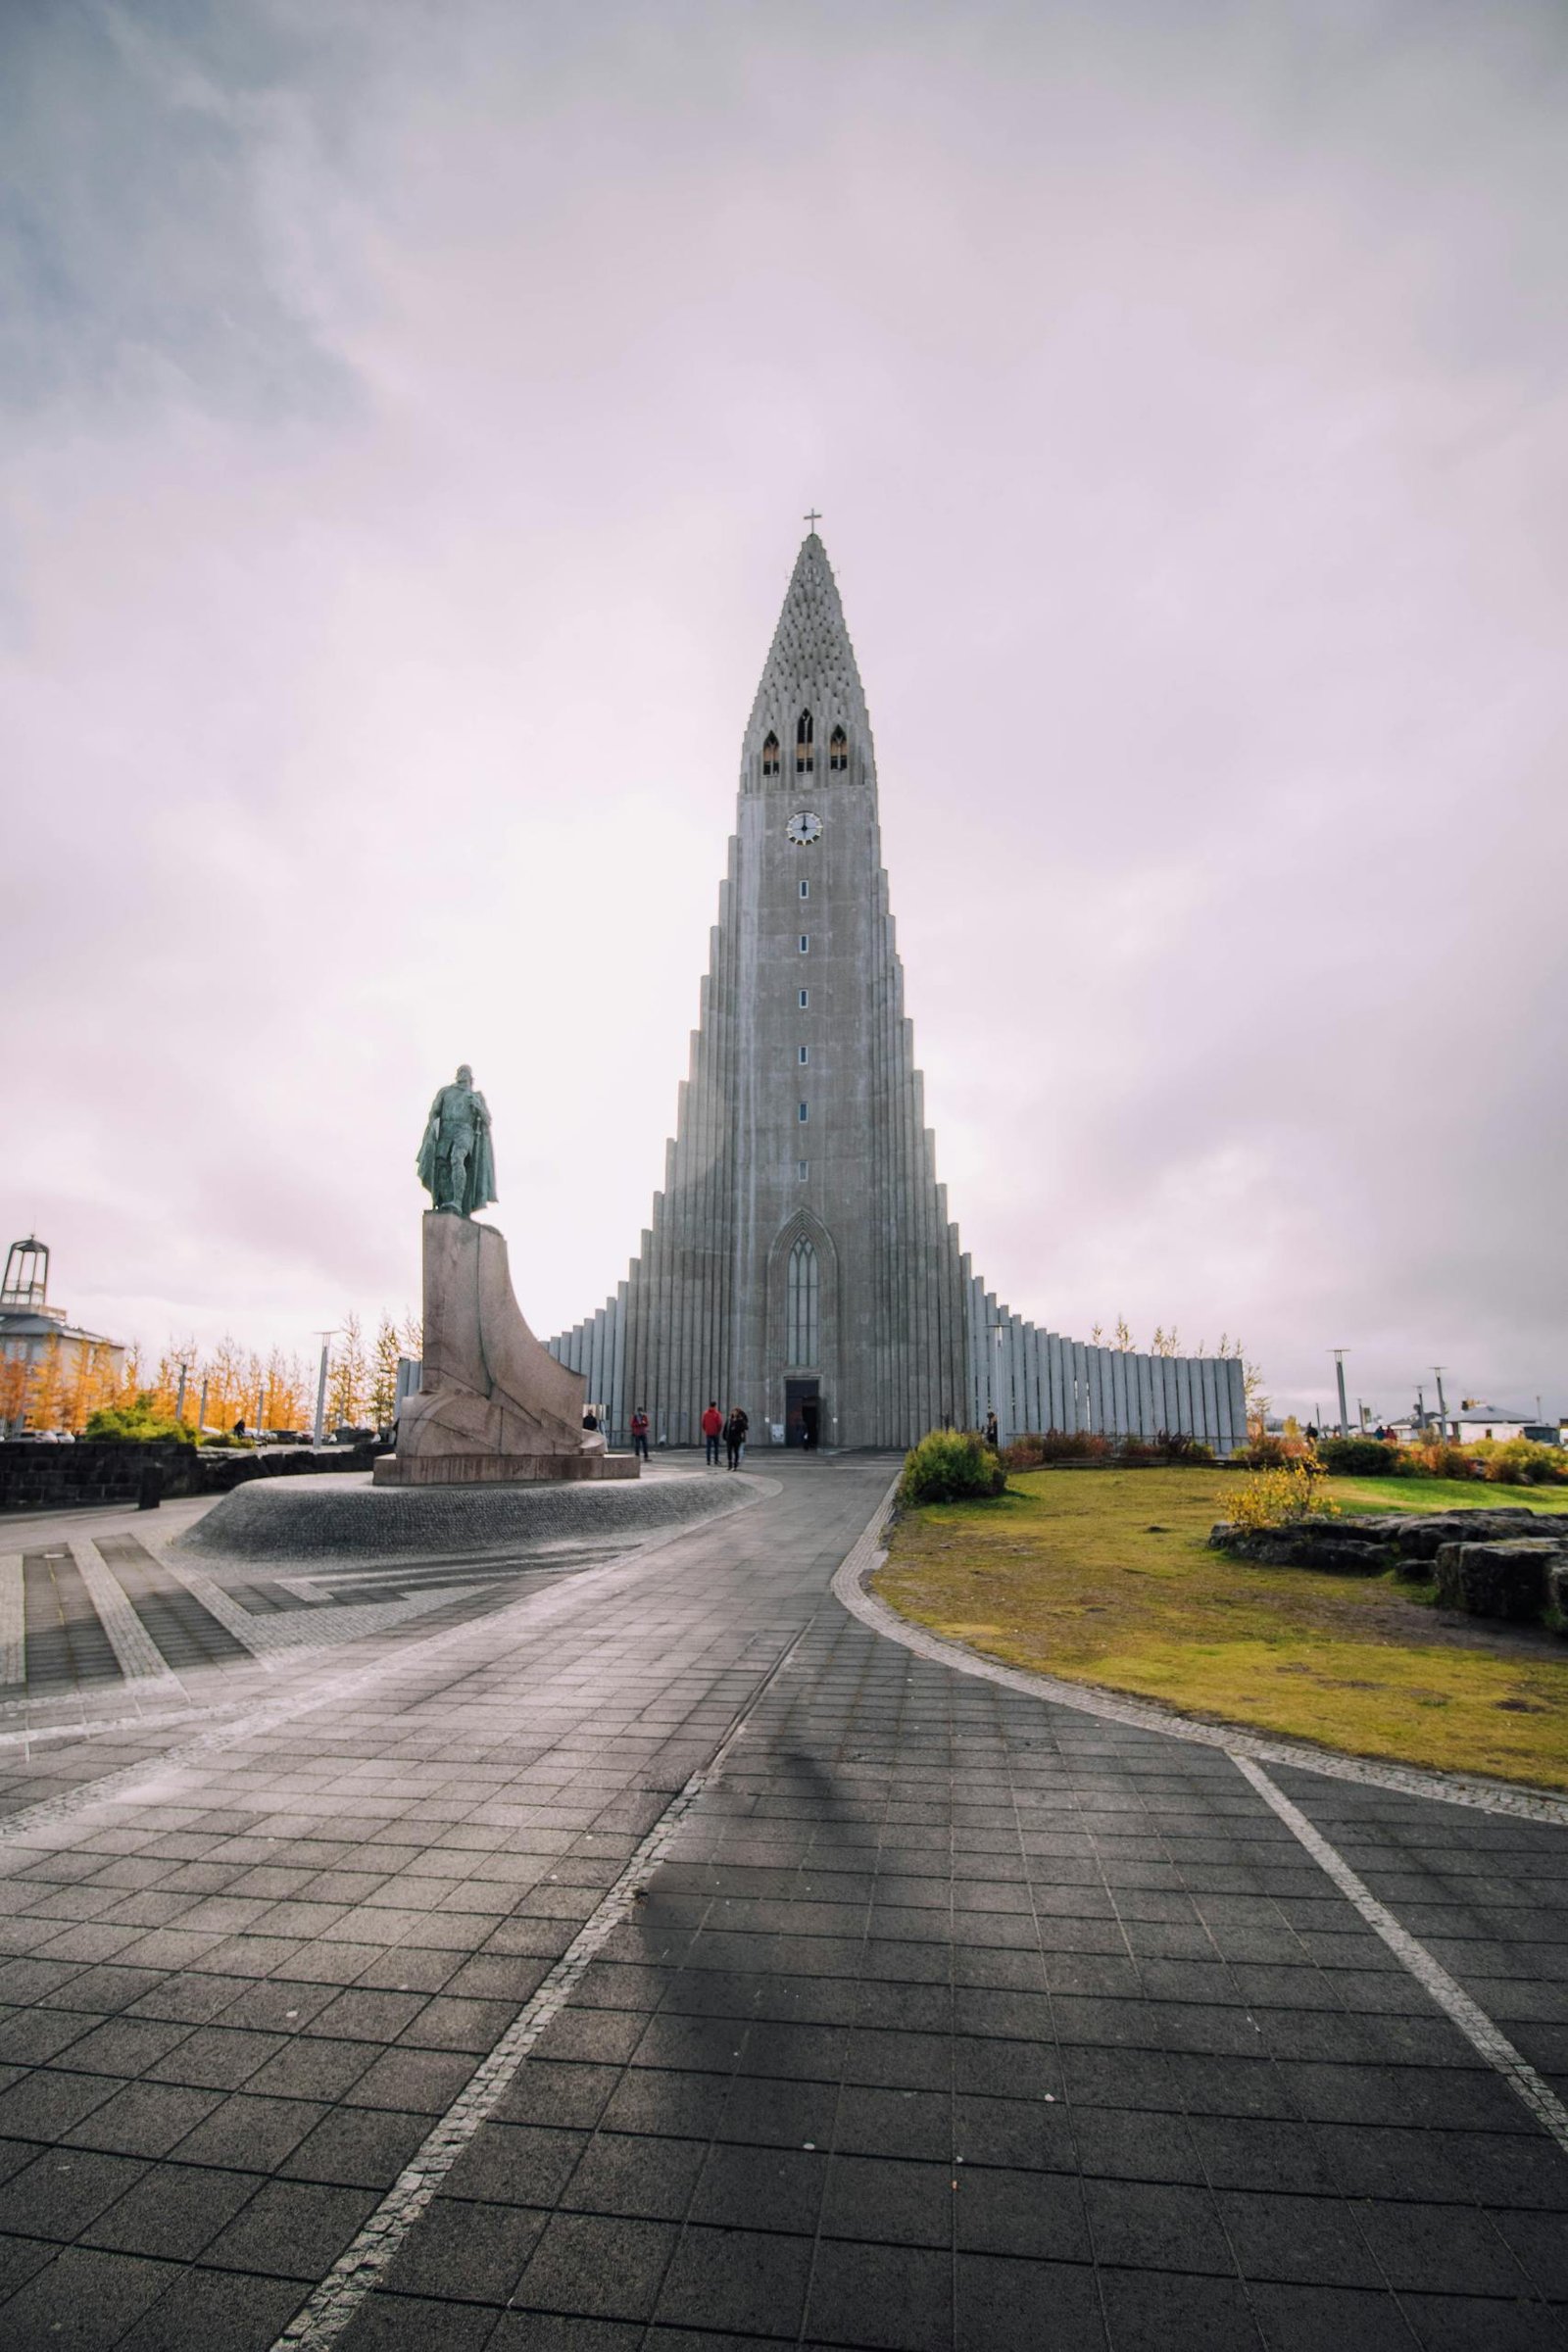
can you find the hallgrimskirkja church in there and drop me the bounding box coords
[550,533,1245,1454]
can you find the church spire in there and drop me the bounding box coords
[743,533,872,788]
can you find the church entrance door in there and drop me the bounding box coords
[785,1377,821,1449]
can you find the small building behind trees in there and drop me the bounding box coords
[0,1237,126,1435]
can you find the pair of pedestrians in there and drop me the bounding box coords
[701,1399,749,1469]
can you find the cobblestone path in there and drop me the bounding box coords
[0,1456,1565,2349]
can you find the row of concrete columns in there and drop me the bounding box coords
[961,1273,1246,1454]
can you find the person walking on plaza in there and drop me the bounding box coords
[629,1404,650,1462]
[984,1407,999,1449]
[724,1404,749,1470]
[701,1399,723,1467]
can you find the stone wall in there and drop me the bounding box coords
[0,1441,382,1514]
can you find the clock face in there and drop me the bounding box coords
[786,811,823,847]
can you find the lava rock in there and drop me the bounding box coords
[1433,1540,1563,1622]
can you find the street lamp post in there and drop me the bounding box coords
[1330,1349,1349,1440]
[987,1321,1010,1450]
[312,1332,338,1449]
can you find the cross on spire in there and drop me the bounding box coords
[804,508,822,530]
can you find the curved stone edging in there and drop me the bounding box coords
[831,1481,1568,1828]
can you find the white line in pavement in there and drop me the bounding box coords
[268,1614,808,2352]
[0,1556,22,1689]
[72,1544,181,1688]
[1232,1752,1568,2155]
[831,1486,1568,1828]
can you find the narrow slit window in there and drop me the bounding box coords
[829,725,848,772]
[798,989,808,1008]
[796,710,814,774]
[761,730,780,778]
[786,1236,819,1364]
[798,1101,808,1122]
[798,1045,809,1064]
[799,934,809,953]
[796,1158,808,1180]
[799,879,809,900]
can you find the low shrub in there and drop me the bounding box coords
[1152,1431,1216,1465]
[902,1429,1007,1505]
[1316,1437,1406,1478]
[83,1395,198,1447]
[1003,1430,1111,1470]
[1219,1462,1340,1533]
[1231,1435,1301,1469]
[1480,1440,1568,1487]
[1409,1442,1481,1482]
[1002,1430,1214,1471]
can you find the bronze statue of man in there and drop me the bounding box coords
[417,1064,497,1217]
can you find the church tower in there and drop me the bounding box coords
[551,533,1246,1456]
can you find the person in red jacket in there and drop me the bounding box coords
[629,1405,650,1462]
[701,1400,723,1467]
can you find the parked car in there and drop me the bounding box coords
[331,1425,375,1446]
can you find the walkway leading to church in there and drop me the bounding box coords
[0,1456,1565,2349]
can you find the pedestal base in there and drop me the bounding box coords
[373,1450,639,1487]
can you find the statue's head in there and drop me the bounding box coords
[456,1063,473,1085]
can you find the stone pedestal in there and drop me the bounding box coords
[374,1214,636,1487]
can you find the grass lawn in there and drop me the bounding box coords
[874,1467,1568,1788]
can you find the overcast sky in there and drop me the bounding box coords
[4,0,1564,1426]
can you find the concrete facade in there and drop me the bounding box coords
[552,534,1244,1451]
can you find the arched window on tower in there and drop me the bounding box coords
[796,710,814,774]
[761,731,780,778]
[786,1237,819,1367]
[829,725,848,772]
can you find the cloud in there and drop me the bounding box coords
[2,0,1565,1423]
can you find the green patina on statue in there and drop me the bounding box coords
[417,1064,498,1218]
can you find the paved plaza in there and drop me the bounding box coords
[1,1457,1567,2348]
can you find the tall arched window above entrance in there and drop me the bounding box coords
[829,725,848,772]
[796,710,814,774]
[786,1238,819,1366]
[761,731,780,778]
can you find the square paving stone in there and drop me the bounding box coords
[955,2164,1090,2262]
[81,2160,258,2260]
[561,2131,706,2221]
[201,2176,379,2278]
[1083,2178,1238,2277]
[0,2066,120,2139]
[1214,2188,1384,2288]
[688,2140,826,2234]
[344,2046,475,2114]
[442,2121,588,2206]
[277,2104,431,2189]
[954,2251,1105,2351]
[3,2146,149,2240]
[804,2237,951,2352]
[653,2223,813,2336]
[142,2027,286,2090]
[834,2085,951,2162]
[111,2263,307,2351]
[820,2152,955,2248]
[383,2194,549,2304]
[333,2288,499,2349]
[514,2210,678,2322]
[66,2079,223,2158]
[1097,2264,1262,2350]
[1246,2280,1426,2351]
[1399,2291,1568,2350]
[242,2035,380,2100]
[0,2242,180,2348]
